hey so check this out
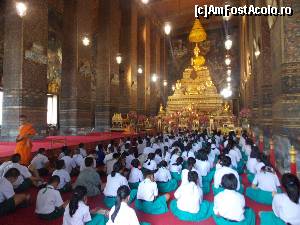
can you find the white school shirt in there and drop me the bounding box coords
[106,202,140,225]
[106,159,118,175]
[226,154,237,168]
[79,148,87,157]
[35,185,63,214]
[154,167,171,182]
[163,151,171,164]
[125,154,135,170]
[272,193,300,225]
[239,136,246,148]
[246,158,258,174]
[143,160,157,171]
[0,177,14,203]
[80,156,96,171]
[152,143,160,150]
[52,169,71,189]
[213,189,245,222]
[252,171,280,192]
[63,201,91,225]
[143,147,154,155]
[128,168,143,183]
[181,168,202,187]
[195,159,210,176]
[137,178,158,201]
[58,152,65,160]
[61,156,76,174]
[30,153,49,170]
[175,182,203,213]
[229,149,240,163]
[73,154,84,167]
[214,166,240,190]
[254,162,265,174]
[182,151,195,161]
[169,154,179,165]
[244,145,252,157]
[104,173,128,197]
[169,164,182,173]
[154,155,162,165]
[137,144,145,155]
[0,161,13,177]
[4,162,32,188]
[104,153,114,164]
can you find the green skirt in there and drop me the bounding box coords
[202,181,210,195]
[135,195,168,215]
[171,172,182,182]
[86,214,108,225]
[259,211,285,225]
[245,188,282,205]
[202,169,215,183]
[213,184,244,195]
[237,161,245,174]
[182,161,188,170]
[129,182,140,190]
[104,189,137,208]
[241,151,248,161]
[213,208,255,225]
[246,173,255,183]
[157,179,178,193]
[170,199,213,222]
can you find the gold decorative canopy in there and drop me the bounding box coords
[188,19,207,43]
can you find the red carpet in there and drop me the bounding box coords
[0,132,137,160]
[0,173,271,225]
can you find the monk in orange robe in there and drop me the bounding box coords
[15,115,36,165]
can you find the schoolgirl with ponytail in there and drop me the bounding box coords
[169,147,180,165]
[260,173,300,225]
[142,153,157,172]
[162,145,171,163]
[180,157,202,187]
[181,144,195,162]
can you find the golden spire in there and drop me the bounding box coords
[189,19,207,43]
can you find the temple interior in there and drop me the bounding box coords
[0,0,299,225]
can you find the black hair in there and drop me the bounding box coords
[11,153,21,163]
[79,143,84,148]
[187,157,196,171]
[61,146,69,154]
[172,156,184,166]
[155,149,162,157]
[38,148,46,154]
[125,143,130,149]
[220,155,231,167]
[158,160,168,168]
[261,165,274,173]
[282,173,300,204]
[111,185,130,222]
[111,161,123,177]
[113,153,120,159]
[131,159,140,168]
[170,148,179,158]
[144,169,154,178]
[163,146,169,157]
[69,185,87,217]
[197,150,208,161]
[250,146,260,158]
[145,153,155,165]
[188,171,198,184]
[85,157,94,167]
[48,175,60,184]
[4,168,20,179]
[55,160,65,170]
[221,173,238,190]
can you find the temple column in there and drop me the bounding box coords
[2,0,48,139]
[144,18,151,115]
[59,0,93,134]
[149,28,157,116]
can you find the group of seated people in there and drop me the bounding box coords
[0,130,299,225]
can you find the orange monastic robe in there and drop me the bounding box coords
[15,123,36,165]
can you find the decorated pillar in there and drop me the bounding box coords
[2,0,48,139]
[144,17,151,115]
[290,145,297,175]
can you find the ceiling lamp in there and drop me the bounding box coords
[255,49,261,57]
[82,36,90,46]
[141,0,149,4]
[163,80,168,87]
[16,2,27,17]
[224,36,233,50]
[221,86,232,98]
[227,69,232,76]
[172,85,175,91]
[226,76,232,82]
[151,73,158,82]
[223,13,231,21]
[137,65,143,74]
[225,55,231,66]
[116,53,122,64]
[164,22,172,35]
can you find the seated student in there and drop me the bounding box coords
[0,168,30,216]
[125,149,136,170]
[246,165,281,205]
[162,146,171,164]
[61,148,77,175]
[181,157,202,188]
[213,174,255,225]
[103,162,136,208]
[254,153,266,174]
[30,148,50,176]
[104,146,115,164]
[78,143,87,158]
[143,141,154,156]
[58,146,68,160]
[213,155,243,195]
[142,153,157,172]
[170,157,183,182]
[260,173,300,225]
[73,148,85,169]
[95,144,105,166]
[154,161,178,193]
[63,186,108,225]
[223,147,238,169]
[195,151,213,194]
[106,153,120,175]
[74,157,101,197]
[154,149,163,165]
[4,154,43,192]
[106,185,151,225]
[170,171,213,222]
[52,160,72,192]
[246,146,260,182]
[128,159,143,190]
[136,170,170,215]
[169,148,180,165]
[181,145,195,163]
[35,175,67,220]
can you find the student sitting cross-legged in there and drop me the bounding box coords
[52,160,72,193]
[213,174,256,225]
[103,162,137,208]
[246,163,281,205]
[30,148,50,177]
[142,153,157,173]
[169,157,183,182]
[170,171,213,222]
[128,159,143,190]
[154,160,178,193]
[135,170,170,215]
[195,150,213,194]
[259,173,300,225]
[35,175,68,220]
[0,168,30,216]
